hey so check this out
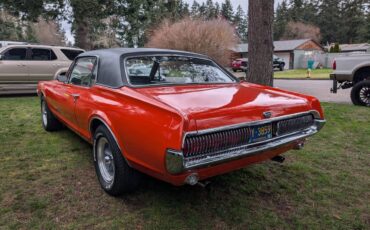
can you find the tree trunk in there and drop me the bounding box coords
[74,17,90,50]
[247,0,274,86]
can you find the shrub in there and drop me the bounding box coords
[146,18,239,66]
[282,21,322,43]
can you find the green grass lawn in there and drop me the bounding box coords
[274,69,332,79]
[0,97,369,229]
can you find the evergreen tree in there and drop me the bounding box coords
[221,0,233,21]
[301,0,318,23]
[0,0,63,21]
[233,5,247,42]
[205,0,216,19]
[191,0,200,18]
[178,1,190,18]
[361,10,370,42]
[199,2,206,17]
[214,2,220,18]
[317,0,343,44]
[274,0,289,40]
[341,0,366,43]
[288,0,304,21]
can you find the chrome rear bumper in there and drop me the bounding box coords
[166,114,325,174]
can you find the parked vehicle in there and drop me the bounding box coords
[231,55,285,73]
[0,44,84,94]
[0,41,27,48]
[231,58,248,72]
[273,55,286,71]
[330,54,370,106]
[37,48,326,196]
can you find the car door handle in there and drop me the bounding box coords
[71,94,80,102]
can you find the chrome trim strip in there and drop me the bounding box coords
[184,120,325,170]
[182,110,321,148]
[166,118,325,174]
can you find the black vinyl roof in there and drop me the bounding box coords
[78,48,210,88]
[80,48,208,58]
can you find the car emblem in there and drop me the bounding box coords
[263,111,272,119]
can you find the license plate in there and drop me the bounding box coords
[250,124,272,143]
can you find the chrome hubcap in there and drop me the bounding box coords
[359,86,370,106]
[41,101,47,126]
[96,137,115,186]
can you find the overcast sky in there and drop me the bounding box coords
[63,0,283,44]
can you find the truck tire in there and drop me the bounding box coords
[93,125,141,196]
[350,80,370,106]
[353,69,370,84]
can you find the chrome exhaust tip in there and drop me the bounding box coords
[293,142,305,150]
[184,173,199,186]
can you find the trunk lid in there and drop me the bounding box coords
[133,83,311,130]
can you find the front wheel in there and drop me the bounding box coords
[350,80,370,106]
[93,125,141,196]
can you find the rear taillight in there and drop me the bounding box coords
[332,60,336,70]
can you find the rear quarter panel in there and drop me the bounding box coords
[87,86,186,177]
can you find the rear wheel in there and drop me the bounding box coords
[93,125,141,196]
[40,96,63,131]
[350,80,370,106]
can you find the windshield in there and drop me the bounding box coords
[125,56,235,86]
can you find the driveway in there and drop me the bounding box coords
[274,80,351,104]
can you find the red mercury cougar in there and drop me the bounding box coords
[37,48,325,196]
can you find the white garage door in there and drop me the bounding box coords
[275,52,291,70]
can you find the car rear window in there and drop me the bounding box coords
[125,56,235,86]
[61,49,84,60]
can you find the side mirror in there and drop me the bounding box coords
[56,74,68,83]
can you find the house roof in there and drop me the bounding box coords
[232,39,317,53]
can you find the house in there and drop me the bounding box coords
[232,39,324,69]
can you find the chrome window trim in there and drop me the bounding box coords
[67,55,99,88]
[122,54,237,87]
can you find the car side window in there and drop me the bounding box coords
[68,57,97,87]
[31,48,57,60]
[2,48,27,60]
